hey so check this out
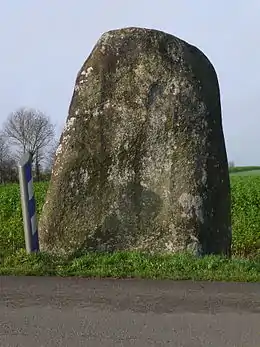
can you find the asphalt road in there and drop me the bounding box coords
[0,276,260,346]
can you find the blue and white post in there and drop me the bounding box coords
[18,152,39,253]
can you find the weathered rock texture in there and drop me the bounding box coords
[39,27,231,256]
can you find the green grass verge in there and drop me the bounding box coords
[1,249,260,282]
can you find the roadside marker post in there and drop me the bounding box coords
[18,152,39,253]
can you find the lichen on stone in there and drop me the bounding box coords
[39,27,231,257]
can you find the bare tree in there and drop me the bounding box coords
[38,139,59,181]
[0,134,9,161]
[0,134,17,184]
[45,139,58,172]
[3,107,55,181]
[0,134,10,183]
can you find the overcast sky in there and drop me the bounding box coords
[0,1,259,165]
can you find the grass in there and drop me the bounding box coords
[0,182,48,253]
[229,166,260,173]
[229,166,260,176]
[230,176,260,257]
[230,170,260,176]
[0,173,260,282]
[1,249,260,282]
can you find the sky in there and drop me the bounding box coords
[0,1,259,165]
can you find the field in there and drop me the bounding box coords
[0,173,260,281]
[229,166,260,176]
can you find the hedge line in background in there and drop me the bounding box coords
[229,166,260,173]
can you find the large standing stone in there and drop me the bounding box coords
[39,27,231,256]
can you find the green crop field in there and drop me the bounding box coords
[1,176,260,258]
[230,170,260,176]
[229,166,260,176]
[0,175,260,281]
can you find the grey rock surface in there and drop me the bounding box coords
[39,27,231,256]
